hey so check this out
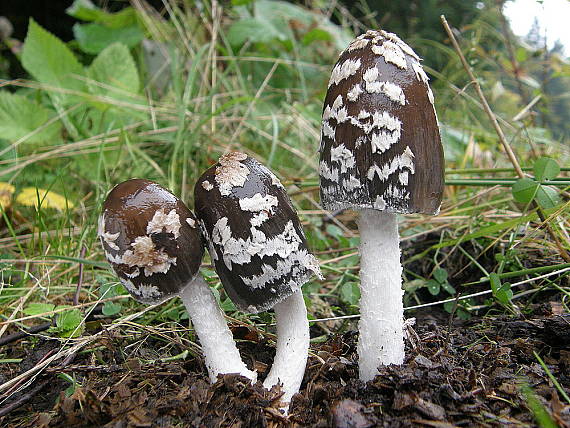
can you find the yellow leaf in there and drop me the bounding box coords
[16,187,75,210]
[0,182,15,210]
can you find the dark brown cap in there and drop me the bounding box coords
[319,30,444,215]
[194,152,322,313]
[99,179,203,304]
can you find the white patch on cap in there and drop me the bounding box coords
[363,67,406,105]
[371,41,407,69]
[199,219,218,261]
[328,58,361,87]
[319,161,339,182]
[381,30,420,61]
[399,170,409,186]
[322,120,335,139]
[105,251,123,265]
[202,180,214,191]
[335,106,348,123]
[363,67,379,83]
[122,235,177,276]
[125,268,140,278]
[371,129,401,154]
[147,209,181,239]
[239,193,278,213]
[240,250,322,289]
[349,110,401,135]
[330,144,355,172]
[412,61,429,84]
[385,183,409,200]
[366,146,415,182]
[347,84,363,102]
[344,175,362,191]
[268,171,285,189]
[98,214,120,251]
[374,195,387,210]
[332,94,344,111]
[121,278,162,300]
[215,152,250,196]
[358,110,370,119]
[186,217,196,228]
[348,37,369,52]
[381,82,406,105]
[427,86,435,105]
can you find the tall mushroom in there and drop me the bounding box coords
[194,152,322,406]
[319,30,444,382]
[99,179,256,383]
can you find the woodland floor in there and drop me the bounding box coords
[1,304,569,427]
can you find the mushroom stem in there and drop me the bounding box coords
[356,209,404,382]
[179,275,257,383]
[263,289,309,408]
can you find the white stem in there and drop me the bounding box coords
[179,275,257,383]
[356,209,404,382]
[263,290,309,407]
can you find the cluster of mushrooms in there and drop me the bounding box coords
[98,29,444,410]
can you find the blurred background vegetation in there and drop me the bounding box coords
[0,0,569,334]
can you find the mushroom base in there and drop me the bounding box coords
[180,275,257,383]
[356,209,405,382]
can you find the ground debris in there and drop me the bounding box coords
[0,311,569,427]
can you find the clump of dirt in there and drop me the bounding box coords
[1,310,569,427]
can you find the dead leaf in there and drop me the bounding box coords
[15,187,74,210]
[0,182,15,209]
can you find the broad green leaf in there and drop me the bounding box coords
[23,302,56,316]
[102,301,122,316]
[232,0,255,4]
[426,279,440,296]
[535,185,560,209]
[55,308,84,338]
[512,177,538,204]
[441,282,456,295]
[301,28,332,46]
[433,268,448,283]
[21,19,85,104]
[339,281,360,306]
[74,23,144,54]
[16,187,75,210]
[227,18,284,46]
[533,157,560,182]
[67,0,138,28]
[0,91,62,144]
[489,273,501,294]
[86,43,140,103]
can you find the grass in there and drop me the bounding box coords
[0,0,569,410]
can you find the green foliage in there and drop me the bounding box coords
[512,157,561,209]
[54,308,85,338]
[426,268,455,296]
[73,23,144,55]
[99,279,125,316]
[339,281,360,306]
[489,273,513,306]
[23,302,56,316]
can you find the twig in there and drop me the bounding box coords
[0,321,52,347]
[0,379,49,417]
[73,245,87,306]
[440,15,570,263]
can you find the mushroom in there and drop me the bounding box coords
[319,30,444,381]
[99,179,256,383]
[194,152,322,406]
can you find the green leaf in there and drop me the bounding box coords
[86,43,140,102]
[102,301,122,316]
[533,157,560,182]
[339,281,360,306]
[21,19,85,104]
[302,28,332,46]
[535,185,560,209]
[67,0,138,28]
[0,91,62,144]
[433,268,448,284]
[512,177,539,204]
[490,273,512,305]
[232,0,255,4]
[23,302,56,316]
[226,18,284,46]
[426,279,440,296]
[74,23,144,54]
[66,0,105,22]
[55,308,84,337]
[441,282,456,295]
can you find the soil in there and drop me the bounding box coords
[1,305,569,427]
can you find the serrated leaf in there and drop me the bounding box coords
[56,309,84,337]
[0,91,62,144]
[533,157,560,182]
[0,182,15,210]
[86,43,140,103]
[433,268,448,283]
[339,281,360,306]
[426,279,440,296]
[16,187,74,210]
[512,177,539,204]
[74,23,144,54]
[23,302,56,316]
[535,185,560,209]
[21,19,85,104]
[102,301,122,316]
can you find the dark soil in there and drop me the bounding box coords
[1,306,569,427]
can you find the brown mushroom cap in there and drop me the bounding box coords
[319,30,444,215]
[194,152,321,313]
[99,179,203,304]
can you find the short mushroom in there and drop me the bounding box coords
[319,30,444,381]
[194,152,322,406]
[99,178,256,383]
